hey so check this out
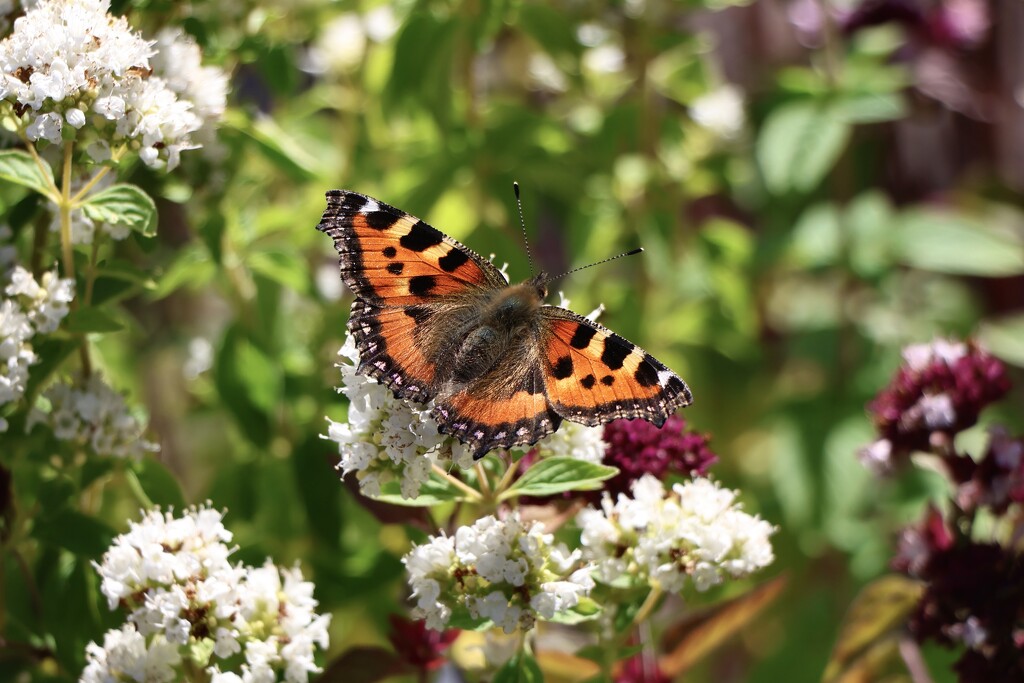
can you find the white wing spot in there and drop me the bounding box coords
[657,369,674,387]
[362,199,380,213]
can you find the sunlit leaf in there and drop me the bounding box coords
[822,575,923,683]
[500,457,617,500]
[659,576,787,676]
[0,149,56,198]
[374,472,471,506]
[80,183,157,237]
[757,100,851,194]
[894,209,1024,276]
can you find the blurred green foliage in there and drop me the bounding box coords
[3,0,1023,681]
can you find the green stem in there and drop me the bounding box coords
[431,463,483,502]
[56,142,92,377]
[69,164,112,205]
[631,587,663,627]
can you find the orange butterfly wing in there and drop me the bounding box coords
[432,339,563,459]
[318,190,506,401]
[317,190,507,307]
[540,307,693,426]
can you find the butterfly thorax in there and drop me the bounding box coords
[449,279,547,385]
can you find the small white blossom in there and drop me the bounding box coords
[0,0,225,170]
[0,265,73,427]
[80,625,182,683]
[403,513,593,633]
[325,334,470,499]
[534,419,605,463]
[37,372,158,458]
[150,28,227,146]
[86,506,330,683]
[577,474,775,593]
[690,85,745,139]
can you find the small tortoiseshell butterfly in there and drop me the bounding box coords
[317,189,693,460]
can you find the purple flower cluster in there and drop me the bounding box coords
[864,338,1024,681]
[860,339,1009,473]
[601,415,718,498]
[893,509,1024,683]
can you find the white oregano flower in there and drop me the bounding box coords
[0,265,73,431]
[34,372,159,459]
[0,0,227,170]
[403,513,595,634]
[83,506,331,683]
[325,334,472,500]
[577,474,775,593]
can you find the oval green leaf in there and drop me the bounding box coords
[500,457,618,500]
[80,183,158,237]
[0,149,57,199]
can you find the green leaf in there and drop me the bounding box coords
[757,100,851,194]
[374,472,472,506]
[494,653,544,683]
[32,510,116,558]
[79,183,157,237]
[128,459,186,509]
[894,209,1024,276]
[546,596,602,624]
[63,307,124,333]
[832,92,906,124]
[0,149,56,198]
[222,110,320,182]
[978,313,1024,367]
[248,249,310,294]
[500,457,618,500]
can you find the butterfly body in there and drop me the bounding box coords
[318,190,693,459]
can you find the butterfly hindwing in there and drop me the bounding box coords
[540,307,693,426]
[317,190,507,307]
[432,338,562,459]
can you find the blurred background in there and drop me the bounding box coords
[15,0,1024,680]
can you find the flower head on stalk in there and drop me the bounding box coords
[33,372,158,459]
[892,506,1024,681]
[84,506,331,683]
[0,0,226,170]
[601,416,717,498]
[577,475,774,593]
[403,512,594,634]
[859,339,1009,474]
[325,335,473,500]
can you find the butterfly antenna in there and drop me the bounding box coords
[514,182,535,276]
[541,248,644,284]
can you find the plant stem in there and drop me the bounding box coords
[493,454,520,499]
[631,587,663,627]
[431,463,483,501]
[59,142,74,280]
[56,142,92,376]
[474,462,492,499]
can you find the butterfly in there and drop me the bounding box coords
[317,189,693,460]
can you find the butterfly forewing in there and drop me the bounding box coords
[539,307,693,426]
[317,190,507,307]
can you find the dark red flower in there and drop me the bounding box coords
[387,615,459,671]
[862,340,1009,471]
[615,651,670,683]
[601,415,717,499]
[893,508,1024,682]
[951,429,1024,515]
